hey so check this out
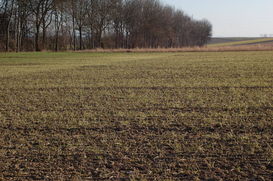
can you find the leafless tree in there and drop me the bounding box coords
[29,0,53,51]
[0,0,212,51]
[1,0,15,51]
[71,0,88,50]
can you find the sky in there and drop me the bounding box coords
[161,0,273,37]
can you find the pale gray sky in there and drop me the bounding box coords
[161,0,273,37]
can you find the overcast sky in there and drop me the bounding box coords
[161,0,273,37]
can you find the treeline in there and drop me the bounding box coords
[0,0,212,52]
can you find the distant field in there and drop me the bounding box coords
[208,37,259,44]
[208,37,273,47]
[0,52,273,180]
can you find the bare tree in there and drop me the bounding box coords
[14,0,31,52]
[111,0,124,48]
[92,0,114,48]
[1,0,15,51]
[29,0,53,51]
[52,0,63,51]
[72,0,87,50]
[0,0,213,51]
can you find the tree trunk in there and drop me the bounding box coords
[16,13,21,52]
[96,30,102,48]
[55,31,59,51]
[35,24,40,51]
[42,21,46,50]
[72,16,76,51]
[115,29,118,49]
[6,21,11,52]
[90,27,95,49]
[79,26,82,50]
[5,0,15,52]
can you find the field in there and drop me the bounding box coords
[208,37,273,47]
[0,51,273,180]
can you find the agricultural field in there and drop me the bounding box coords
[208,37,273,47]
[0,51,273,180]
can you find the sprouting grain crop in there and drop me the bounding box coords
[0,51,272,180]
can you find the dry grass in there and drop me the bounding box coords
[77,44,273,53]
